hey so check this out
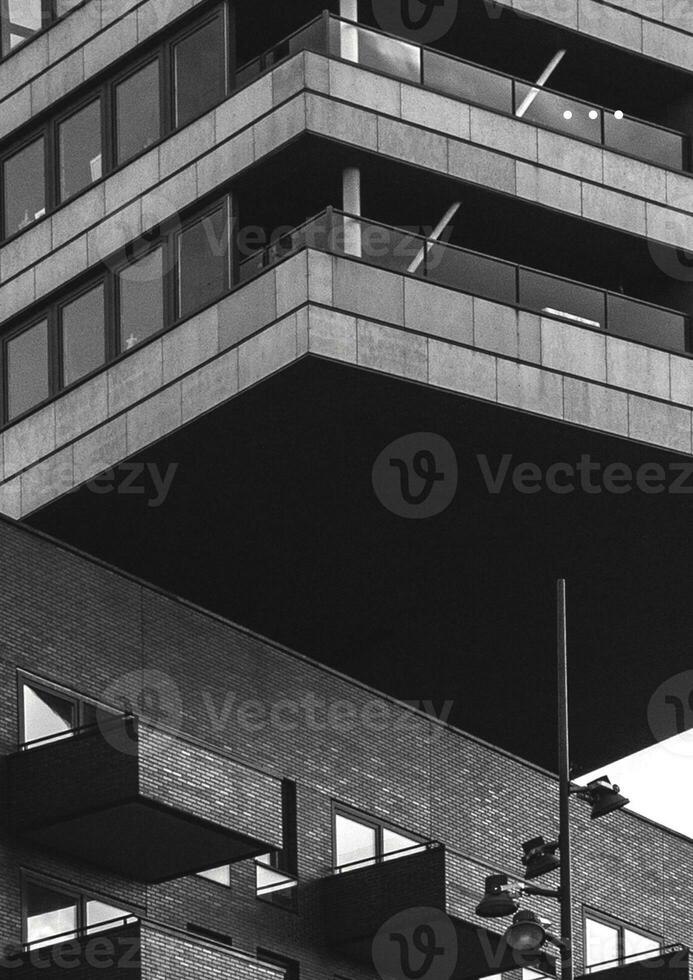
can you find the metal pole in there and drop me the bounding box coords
[557,579,573,980]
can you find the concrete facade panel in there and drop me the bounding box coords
[357,320,428,381]
[428,339,497,401]
[404,278,474,345]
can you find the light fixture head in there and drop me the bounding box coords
[579,776,630,819]
[521,836,560,879]
[505,910,547,953]
[475,874,520,918]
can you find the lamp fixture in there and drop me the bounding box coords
[475,874,520,918]
[521,837,561,880]
[504,909,548,953]
[572,776,630,819]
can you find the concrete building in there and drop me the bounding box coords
[0,0,692,977]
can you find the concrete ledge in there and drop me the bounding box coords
[3,55,693,324]
[2,253,692,517]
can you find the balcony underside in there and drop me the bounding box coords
[6,719,280,882]
[17,800,268,883]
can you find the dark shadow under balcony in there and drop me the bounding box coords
[0,919,284,979]
[321,844,556,980]
[4,717,283,882]
[578,946,690,980]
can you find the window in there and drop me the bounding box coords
[118,246,164,351]
[255,852,297,909]
[177,204,230,319]
[19,676,120,747]
[115,60,161,166]
[60,282,106,386]
[58,99,103,202]
[196,865,231,887]
[6,319,49,420]
[1,0,43,54]
[23,876,136,950]
[173,13,227,128]
[2,136,46,236]
[585,913,661,973]
[257,949,299,980]
[1,7,230,243]
[333,807,426,872]
[25,881,78,949]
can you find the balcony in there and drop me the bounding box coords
[239,209,691,355]
[5,717,283,882]
[0,919,284,979]
[579,946,690,980]
[236,14,689,173]
[321,843,555,979]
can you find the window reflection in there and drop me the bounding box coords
[3,136,46,236]
[335,814,377,870]
[174,16,227,128]
[58,100,102,202]
[25,882,78,949]
[116,60,161,165]
[61,283,106,386]
[6,320,49,421]
[85,900,134,934]
[22,682,76,745]
[197,865,231,886]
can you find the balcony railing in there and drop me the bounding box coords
[0,919,285,979]
[235,13,689,173]
[5,715,284,882]
[321,843,556,979]
[239,208,691,355]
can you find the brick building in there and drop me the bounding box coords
[0,515,691,979]
[0,0,692,978]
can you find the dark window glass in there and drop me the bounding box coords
[177,206,228,319]
[25,882,78,949]
[21,681,76,745]
[58,99,102,202]
[173,16,227,128]
[118,246,164,350]
[115,60,161,165]
[6,319,49,420]
[61,283,106,386]
[3,136,46,236]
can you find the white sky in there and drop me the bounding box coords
[580,730,693,840]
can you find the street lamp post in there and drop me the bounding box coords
[476,579,629,979]
[557,578,573,980]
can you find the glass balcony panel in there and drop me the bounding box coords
[288,18,328,57]
[604,113,684,171]
[623,931,660,964]
[328,21,420,81]
[235,58,262,89]
[423,49,512,113]
[22,682,76,745]
[426,243,517,304]
[335,814,377,871]
[606,295,689,353]
[25,882,78,950]
[520,269,606,328]
[514,83,602,144]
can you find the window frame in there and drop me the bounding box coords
[174,196,232,322]
[20,870,138,948]
[583,908,662,973]
[331,803,427,872]
[0,0,52,58]
[0,1,232,245]
[17,670,117,748]
[2,313,52,423]
[57,275,110,388]
[0,127,51,240]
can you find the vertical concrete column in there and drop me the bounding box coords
[339,0,359,63]
[342,166,362,258]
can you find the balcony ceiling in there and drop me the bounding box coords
[27,357,693,776]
